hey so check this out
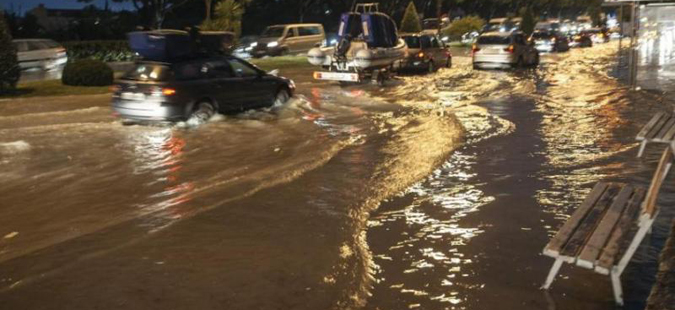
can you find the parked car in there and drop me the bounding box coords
[250,23,325,58]
[400,33,452,72]
[421,18,449,35]
[530,30,570,53]
[569,32,593,48]
[111,56,295,122]
[472,31,539,69]
[484,17,521,33]
[13,39,68,70]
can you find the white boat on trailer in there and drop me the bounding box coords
[307,3,406,85]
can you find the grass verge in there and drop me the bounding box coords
[0,80,110,99]
[250,55,312,71]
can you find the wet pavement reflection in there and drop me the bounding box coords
[0,42,674,310]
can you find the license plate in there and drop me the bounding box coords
[313,71,359,82]
[121,92,146,101]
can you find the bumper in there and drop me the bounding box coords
[399,59,429,70]
[111,99,187,121]
[252,46,284,57]
[535,44,555,52]
[473,54,515,68]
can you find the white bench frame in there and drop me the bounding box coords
[541,142,674,305]
[636,112,675,157]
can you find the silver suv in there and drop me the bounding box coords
[251,23,325,57]
[472,31,539,69]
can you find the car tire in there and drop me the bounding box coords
[512,57,524,69]
[446,57,452,68]
[274,89,290,106]
[190,101,215,123]
[532,53,540,67]
[427,61,435,73]
[280,48,289,56]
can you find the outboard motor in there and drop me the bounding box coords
[335,34,352,60]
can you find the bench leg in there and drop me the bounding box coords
[541,258,563,290]
[637,141,647,158]
[610,271,624,306]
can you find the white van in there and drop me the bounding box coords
[251,23,325,57]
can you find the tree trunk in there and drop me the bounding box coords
[204,0,211,21]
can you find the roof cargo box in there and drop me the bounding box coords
[127,30,193,61]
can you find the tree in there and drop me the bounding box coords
[519,6,536,35]
[200,0,244,36]
[0,12,20,95]
[400,1,421,33]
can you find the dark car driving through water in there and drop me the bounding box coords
[111,55,295,122]
[399,33,452,73]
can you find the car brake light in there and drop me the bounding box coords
[162,88,176,96]
[418,52,424,58]
[472,44,480,53]
[504,45,515,53]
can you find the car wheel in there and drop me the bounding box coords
[446,57,452,68]
[274,89,290,106]
[473,63,479,70]
[427,61,435,73]
[532,53,540,67]
[280,48,289,56]
[512,57,524,69]
[190,101,215,124]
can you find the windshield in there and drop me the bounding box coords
[477,36,510,45]
[403,36,420,48]
[261,26,285,38]
[123,64,172,81]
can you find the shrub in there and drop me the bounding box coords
[400,1,421,33]
[62,40,134,62]
[0,12,20,95]
[441,16,485,42]
[200,0,245,37]
[62,59,113,86]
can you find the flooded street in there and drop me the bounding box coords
[1,43,673,309]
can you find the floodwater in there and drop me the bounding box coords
[0,42,673,310]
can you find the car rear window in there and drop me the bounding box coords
[123,64,173,81]
[403,36,420,48]
[477,36,510,45]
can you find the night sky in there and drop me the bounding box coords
[0,0,134,13]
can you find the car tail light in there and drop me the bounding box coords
[504,45,515,53]
[418,52,424,58]
[313,72,322,79]
[162,88,176,96]
[471,44,480,53]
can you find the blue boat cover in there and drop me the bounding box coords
[127,31,193,61]
[337,12,398,48]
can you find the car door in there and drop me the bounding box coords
[228,58,277,109]
[284,27,301,53]
[298,26,323,52]
[201,59,242,112]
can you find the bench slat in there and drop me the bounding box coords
[543,182,609,258]
[637,112,666,140]
[594,188,646,275]
[662,121,675,142]
[577,185,635,269]
[643,148,673,217]
[646,115,672,140]
[654,118,675,142]
[560,184,621,258]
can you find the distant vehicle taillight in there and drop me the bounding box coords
[417,52,425,58]
[504,45,515,53]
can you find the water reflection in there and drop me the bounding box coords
[122,128,194,232]
[368,152,491,309]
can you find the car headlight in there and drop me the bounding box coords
[267,41,279,48]
[329,39,337,45]
[250,42,258,48]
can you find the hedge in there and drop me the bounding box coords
[0,12,20,94]
[441,16,486,42]
[62,59,114,86]
[63,40,134,62]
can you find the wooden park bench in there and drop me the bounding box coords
[636,112,675,157]
[541,144,674,305]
